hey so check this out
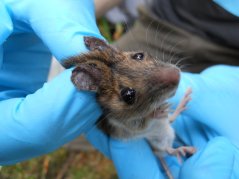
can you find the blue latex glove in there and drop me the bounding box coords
[0,0,104,165]
[213,0,239,17]
[87,65,239,179]
[168,65,239,178]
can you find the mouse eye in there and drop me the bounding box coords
[121,87,136,105]
[132,53,144,60]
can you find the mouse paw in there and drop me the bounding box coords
[169,88,192,122]
[166,146,196,164]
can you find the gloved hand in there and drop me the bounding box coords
[169,65,239,178]
[86,65,239,179]
[0,0,104,165]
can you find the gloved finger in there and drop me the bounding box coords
[1,34,52,99]
[0,69,101,165]
[179,137,239,179]
[170,65,239,147]
[86,129,165,179]
[0,1,13,68]
[110,139,164,179]
[5,0,102,61]
[85,126,111,158]
[0,1,13,45]
[152,114,211,179]
[30,0,102,61]
[172,114,214,150]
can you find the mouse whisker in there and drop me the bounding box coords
[168,39,185,65]
[175,56,190,65]
[159,30,173,63]
[156,56,163,65]
[178,63,192,71]
[154,23,160,61]
[145,20,154,54]
[121,16,137,52]
[174,55,192,70]
[154,22,165,61]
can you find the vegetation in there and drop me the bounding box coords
[0,148,117,179]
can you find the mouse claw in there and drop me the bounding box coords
[169,87,192,122]
[166,146,196,164]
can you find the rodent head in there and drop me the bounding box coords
[66,36,180,121]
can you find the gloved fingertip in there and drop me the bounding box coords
[180,137,239,179]
[110,139,163,179]
[0,2,13,44]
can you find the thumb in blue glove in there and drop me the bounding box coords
[180,137,239,179]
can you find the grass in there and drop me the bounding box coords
[0,148,117,179]
[97,18,125,43]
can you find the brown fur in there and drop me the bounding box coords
[64,36,179,138]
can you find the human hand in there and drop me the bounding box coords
[168,65,239,178]
[0,0,103,165]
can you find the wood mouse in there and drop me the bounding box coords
[64,36,196,179]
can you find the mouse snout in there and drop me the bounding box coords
[150,67,180,87]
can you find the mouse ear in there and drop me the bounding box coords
[71,64,102,92]
[84,36,118,53]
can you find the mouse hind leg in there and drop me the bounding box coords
[146,124,175,179]
[166,146,196,164]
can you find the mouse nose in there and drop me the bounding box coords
[151,67,180,86]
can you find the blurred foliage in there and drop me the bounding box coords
[0,148,117,179]
[0,18,124,179]
[97,17,125,43]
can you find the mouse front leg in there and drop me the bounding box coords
[167,88,196,162]
[169,88,192,123]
